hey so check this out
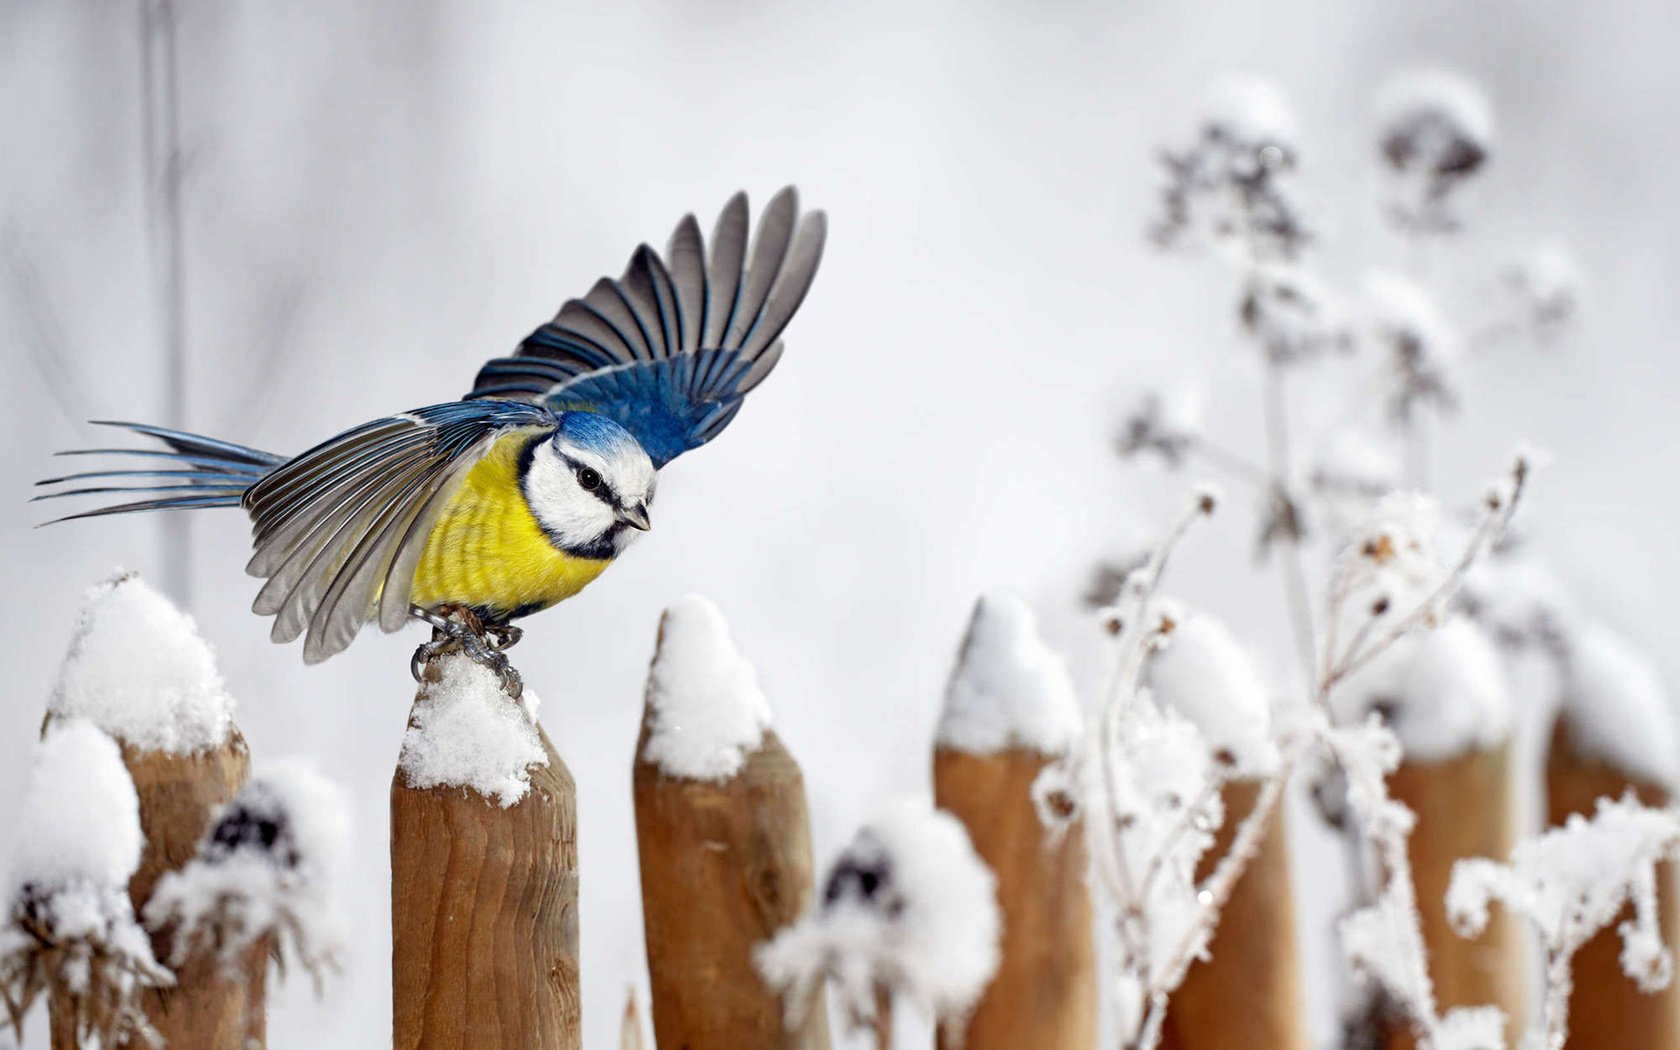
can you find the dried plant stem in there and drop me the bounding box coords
[140,0,193,607]
[1262,361,1318,683]
[1093,493,1215,965]
[1188,439,1270,489]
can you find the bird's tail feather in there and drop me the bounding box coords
[34,421,286,522]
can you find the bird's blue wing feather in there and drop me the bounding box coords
[466,188,825,468]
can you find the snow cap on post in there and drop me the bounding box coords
[936,592,1082,756]
[398,652,547,807]
[49,570,235,754]
[756,796,1001,1033]
[642,595,773,782]
[1147,606,1280,776]
[1561,624,1680,791]
[1331,616,1511,762]
[0,720,167,1045]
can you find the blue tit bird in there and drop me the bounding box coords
[36,188,826,693]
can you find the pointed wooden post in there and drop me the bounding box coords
[930,594,1095,1050]
[392,652,581,1050]
[633,596,830,1050]
[1383,741,1526,1050]
[43,572,260,1048]
[1149,609,1307,1050]
[1545,625,1680,1050]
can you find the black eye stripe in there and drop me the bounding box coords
[556,453,618,506]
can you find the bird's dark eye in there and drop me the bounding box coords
[576,467,602,491]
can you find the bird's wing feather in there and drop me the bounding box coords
[240,400,556,663]
[466,187,826,467]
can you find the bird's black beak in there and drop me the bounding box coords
[618,501,651,531]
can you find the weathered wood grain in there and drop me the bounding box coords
[391,710,580,1050]
[634,720,831,1050]
[932,746,1095,1050]
[1160,775,1308,1050]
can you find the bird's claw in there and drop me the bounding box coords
[408,606,525,699]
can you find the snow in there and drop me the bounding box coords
[756,796,1000,1031]
[641,594,773,781]
[3,719,142,900]
[1202,74,1299,151]
[144,758,349,977]
[0,720,163,1024]
[1560,623,1680,789]
[1332,617,1511,761]
[1436,1006,1507,1050]
[398,653,548,807]
[48,570,235,755]
[936,593,1082,756]
[1146,607,1280,775]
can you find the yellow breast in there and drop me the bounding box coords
[410,431,612,620]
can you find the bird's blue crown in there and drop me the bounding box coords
[556,410,646,460]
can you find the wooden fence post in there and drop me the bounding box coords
[932,748,1094,1050]
[392,651,581,1050]
[1384,740,1526,1050]
[930,594,1094,1050]
[1545,624,1680,1049]
[632,596,830,1050]
[1159,779,1304,1050]
[1147,608,1306,1050]
[42,572,259,1048]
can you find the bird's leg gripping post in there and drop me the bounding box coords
[408,605,525,699]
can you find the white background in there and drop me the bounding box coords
[3,3,1678,1047]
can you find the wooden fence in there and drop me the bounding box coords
[24,601,1680,1050]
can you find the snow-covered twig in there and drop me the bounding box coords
[1449,796,1680,1050]
[756,799,1000,1047]
[143,760,349,994]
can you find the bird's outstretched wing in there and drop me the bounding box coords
[467,187,826,468]
[243,399,556,663]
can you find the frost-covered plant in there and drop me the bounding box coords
[144,759,349,994]
[1051,458,1525,1050]
[1376,69,1494,234]
[756,798,1000,1048]
[1448,796,1680,1050]
[1151,75,1308,263]
[0,720,170,1047]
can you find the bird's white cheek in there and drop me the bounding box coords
[523,448,614,545]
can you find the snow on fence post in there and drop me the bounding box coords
[929,594,1095,1050]
[1543,624,1680,1048]
[1,720,170,1050]
[1333,617,1527,1049]
[632,596,831,1050]
[41,572,260,1047]
[391,650,581,1050]
[1146,609,1306,1050]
